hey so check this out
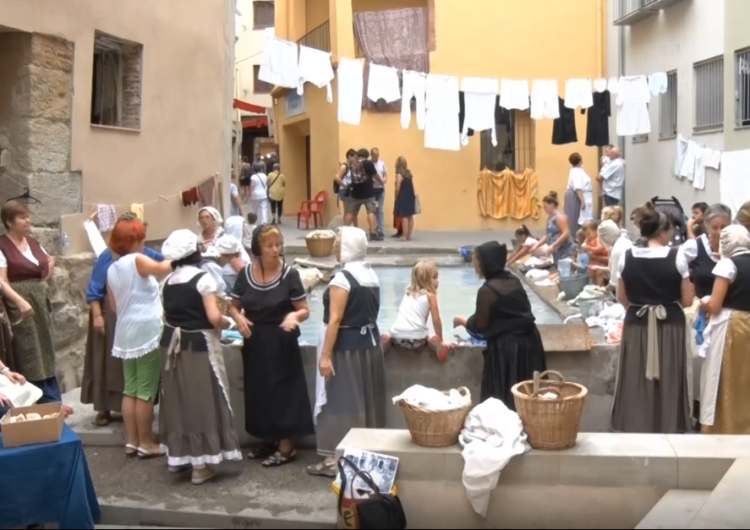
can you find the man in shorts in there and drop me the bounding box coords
[239,156,252,203]
[345,148,383,240]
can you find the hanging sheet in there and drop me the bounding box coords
[477,169,541,220]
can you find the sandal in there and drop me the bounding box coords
[137,447,166,460]
[262,450,297,468]
[125,444,138,457]
[307,461,338,478]
[247,442,278,460]
[95,413,111,427]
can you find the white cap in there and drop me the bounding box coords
[162,229,199,261]
[198,206,223,225]
[214,234,242,255]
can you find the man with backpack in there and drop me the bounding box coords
[344,148,383,240]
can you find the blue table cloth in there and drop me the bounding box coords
[0,425,100,529]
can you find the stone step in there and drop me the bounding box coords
[87,446,335,530]
[635,490,711,529]
[691,459,750,529]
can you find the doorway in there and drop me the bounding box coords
[305,135,311,200]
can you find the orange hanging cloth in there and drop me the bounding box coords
[477,168,541,220]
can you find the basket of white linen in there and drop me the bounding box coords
[393,385,472,448]
[305,230,336,258]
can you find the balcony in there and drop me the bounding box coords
[614,0,688,25]
[297,20,330,53]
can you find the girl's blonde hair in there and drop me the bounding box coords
[406,260,438,296]
[602,205,624,226]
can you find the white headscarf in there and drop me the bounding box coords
[162,229,199,260]
[224,216,244,241]
[720,225,750,258]
[215,234,242,256]
[338,227,368,264]
[598,220,621,249]
[198,207,223,226]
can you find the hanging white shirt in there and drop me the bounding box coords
[367,64,401,104]
[608,77,620,94]
[680,140,701,182]
[401,70,427,130]
[616,75,651,136]
[499,79,530,111]
[460,77,499,146]
[297,45,334,102]
[674,134,689,178]
[648,72,669,96]
[564,78,593,109]
[693,147,722,191]
[530,80,560,120]
[703,147,722,169]
[337,58,364,126]
[258,37,299,89]
[593,78,608,93]
[424,74,461,152]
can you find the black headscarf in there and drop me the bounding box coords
[475,241,508,280]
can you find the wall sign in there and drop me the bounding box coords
[285,91,306,118]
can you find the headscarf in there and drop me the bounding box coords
[214,234,242,255]
[598,220,621,248]
[197,206,223,226]
[224,215,244,241]
[720,225,750,258]
[475,241,508,280]
[338,227,368,264]
[163,229,200,261]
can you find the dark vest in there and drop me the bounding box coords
[621,247,684,323]
[161,272,213,352]
[690,237,717,299]
[323,270,380,351]
[0,235,48,281]
[723,254,750,312]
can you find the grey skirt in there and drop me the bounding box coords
[316,346,387,457]
[81,305,123,413]
[611,320,691,434]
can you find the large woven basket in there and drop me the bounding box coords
[306,236,335,258]
[512,371,588,451]
[399,387,472,448]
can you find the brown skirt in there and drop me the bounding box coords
[80,305,123,413]
[0,312,14,372]
[611,319,691,434]
[702,310,750,435]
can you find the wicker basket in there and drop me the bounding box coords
[399,387,472,448]
[306,236,335,258]
[512,371,588,451]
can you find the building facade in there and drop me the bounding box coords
[272,0,610,232]
[0,0,235,250]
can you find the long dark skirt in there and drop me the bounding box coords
[611,320,690,434]
[481,327,547,411]
[564,188,582,237]
[81,306,123,413]
[242,324,314,440]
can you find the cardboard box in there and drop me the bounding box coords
[1,403,65,449]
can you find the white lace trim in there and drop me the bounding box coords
[203,330,234,416]
[160,446,243,467]
[111,333,162,360]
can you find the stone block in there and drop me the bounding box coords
[0,133,10,149]
[635,490,711,530]
[27,171,82,226]
[24,119,71,173]
[13,64,73,120]
[30,33,74,73]
[0,149,10,172]
[695,459,750,528]
[30,227,61,255]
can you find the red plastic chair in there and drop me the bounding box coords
[297,191,328,229]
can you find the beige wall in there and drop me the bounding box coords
[0,0,233,246]
[236,0,274,112]
[725,0,750,151]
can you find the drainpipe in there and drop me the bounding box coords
[221,0,237,218]
[618,22,627,217]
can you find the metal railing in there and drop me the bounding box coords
[297,21,330,53]
[615,0,657,21]
[694,57,724,131]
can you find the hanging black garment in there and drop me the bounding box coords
[552,97,577,145]
[583,90,611,147]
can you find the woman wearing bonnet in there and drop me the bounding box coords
[197,207,225,251]
[699,223,750,435]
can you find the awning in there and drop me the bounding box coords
[242,116,269,129]
[233,98,267,114]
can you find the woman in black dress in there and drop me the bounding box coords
[394,156,417,242]
[229,224,314,467]
[454,241,547,410]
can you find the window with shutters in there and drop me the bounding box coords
[659,71,677,140]
[253,1,275,30]
[735,48,750,128]
[694,56,724,131]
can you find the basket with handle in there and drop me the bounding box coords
[306,236,335,258]
[511,371,588,451]
[398,387,472,448]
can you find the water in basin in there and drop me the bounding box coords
[300,266,562,345]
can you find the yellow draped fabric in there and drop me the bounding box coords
[477,169,541,220]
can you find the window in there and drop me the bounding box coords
[632,134,649,144]
[253,65,274,94]
[694,56,724,131]
[253,1,275,30]
[90,32,143,129]
[480,110,535,172]
[659,71,677,139]
[736,48,750,128]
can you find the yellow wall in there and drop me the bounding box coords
[352,0,427,12]
[305,0,329,32]
[279,0,606,232]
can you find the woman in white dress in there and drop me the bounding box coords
[250,162,270,224]
[564,152,594,236]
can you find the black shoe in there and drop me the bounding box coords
[370,232,384,241]
[391,232,403,238]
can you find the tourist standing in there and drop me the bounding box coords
[107,218,173,457]
[528,192,574,265]
[700,224,750,435]
[159,230,241,484]
[611,209,693,433]
[309,227,386,478]
[198,207,225,251]
[394,156,417,242]
[334,149,358,223]
[371,148,388,238]
[564,153,594,236]
[240,156,253,203]
[82,212,164,426]
[250,162,270,224]
[344,150,383,240]
[229,224,313,467]
[597,147,625,207]
[453,241,547,410]
[230,174,243,218]
[267,163,286,225]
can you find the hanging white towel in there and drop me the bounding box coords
[674,134,689,178]
[337,58,364,126]
[593,78,608,93]
[499,79,530,111]
[402,70,427,130]
[258,36,299,89]
[681,140,701,182]
[96,204,117,232]
[608,77,620,94]
[424,74,461,151]
[530,79,560,120]
[616,75,651,136]
[693,146,722,191]
[703,147,722,169]
[648,72,669,96]
[297,45,334,102]
[720,150,750,217]
[460,77,499,146]
[367,64,401,104]
[564,78,594,109]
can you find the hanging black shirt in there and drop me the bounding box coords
[583,90,611,147]
[552,97,577,145]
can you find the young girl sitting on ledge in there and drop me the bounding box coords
[507,225,550,266]
[382,261,452,361]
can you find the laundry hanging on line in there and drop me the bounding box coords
[297,45,335,102]
[367,63,401,104]
[96,204,117,232]
[424,74,461,152]
[460,77,499,146]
